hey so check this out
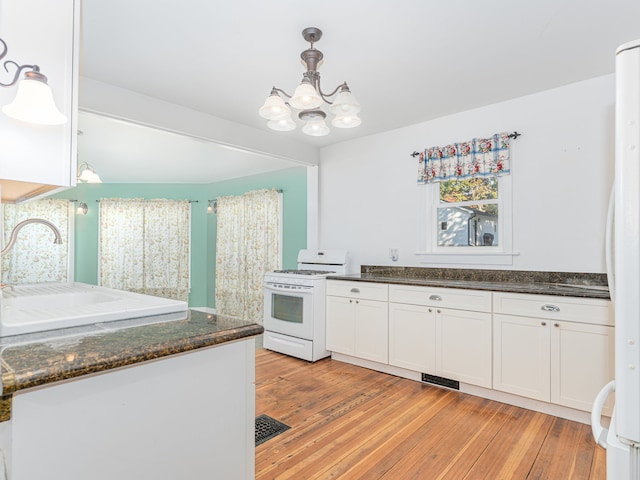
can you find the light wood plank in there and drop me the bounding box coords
[528,417,599,479]
[255,349,606,480]
[457,408,555,480]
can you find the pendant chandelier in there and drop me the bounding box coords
[259,27,361,137]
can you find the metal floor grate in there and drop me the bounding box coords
[255,414,290,446]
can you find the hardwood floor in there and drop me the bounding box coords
[255,349,606,480]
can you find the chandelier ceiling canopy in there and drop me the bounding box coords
[259,27,361,137]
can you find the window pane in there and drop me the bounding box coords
[437,204,499,247]
[439,178,498,203]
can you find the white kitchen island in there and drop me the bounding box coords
[0,310,262,480]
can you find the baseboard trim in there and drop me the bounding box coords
[330,352,596,425]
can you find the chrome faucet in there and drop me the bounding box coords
[1,218,63,256]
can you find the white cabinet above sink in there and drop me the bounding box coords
[0,0,80,202]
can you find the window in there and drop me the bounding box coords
[437,177,499,247]
[419,175,513,263]
[416,131,516,263]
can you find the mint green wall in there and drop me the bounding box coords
[206,167,307,308]
[53,166,307,309]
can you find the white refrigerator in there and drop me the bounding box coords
[592,38,640,479]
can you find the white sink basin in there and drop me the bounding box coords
[1,282,188,337]
[6,291,122,310]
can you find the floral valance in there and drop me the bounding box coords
[417,132,511,184]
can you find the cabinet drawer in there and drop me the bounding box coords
[493,292,612,326]
[326,280,388,301]
[388,284,491,312]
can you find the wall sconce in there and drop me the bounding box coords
[77,162,102,183]
[207,200,215,214]
[0,38,67,125]
[76,202,88,215]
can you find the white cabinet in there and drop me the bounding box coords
[6,340,256,480]
[551,320,614,411]
[388,301,436,372]
[0,0,79,202]
[437,307,492,388]
[493,313,551,401]
[326,281,389,363]
[493,292,614,413]
[388,285,492,388]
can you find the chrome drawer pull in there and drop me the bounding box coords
[429,295,442,301]
[541,304,560,312]
[350,288,360,293]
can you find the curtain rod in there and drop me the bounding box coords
[207,189,283,202]
[409,131,522,158]
[94,199,199,203]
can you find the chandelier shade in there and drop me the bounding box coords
[289,80,323,110]
[302,118,330,136]
[329,88,361,116]
[332,114,362,129]
[258,91,291,120]
[259,27,361,137]
[299,110,329,136]
[267,117,296,131]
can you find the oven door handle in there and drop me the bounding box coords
[264,283,314,293]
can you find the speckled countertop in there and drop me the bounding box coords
[328,266,610,299]
[0,310,263,421]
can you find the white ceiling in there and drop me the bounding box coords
[79,0,640,183]
[76,111,298,183]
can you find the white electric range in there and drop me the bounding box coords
[263,249,348,361]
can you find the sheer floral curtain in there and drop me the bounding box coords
[2,199,71,284]
[99,198,191,302]
[215,189,281,324]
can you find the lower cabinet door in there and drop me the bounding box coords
[437,308,492,388]
[354,299,389,364]
[551,320,614,413]
[493,314,551,401]
[389,302,436,372]
[326,295,356,356]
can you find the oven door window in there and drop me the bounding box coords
[271,293,304,323]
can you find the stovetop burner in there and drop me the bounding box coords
[272,269,336,275]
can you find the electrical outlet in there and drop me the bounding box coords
[389,248,399,262]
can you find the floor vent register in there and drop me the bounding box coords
[255,414,290,446]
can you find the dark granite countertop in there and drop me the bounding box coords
[328,267,610,300]
[0,310,263,420]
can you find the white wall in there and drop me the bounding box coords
[319,74,614,273]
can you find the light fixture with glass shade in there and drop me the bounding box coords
[259,27,361,137]
[76,202,88,215]
[77,162,102,184]
[0,38,67,125]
